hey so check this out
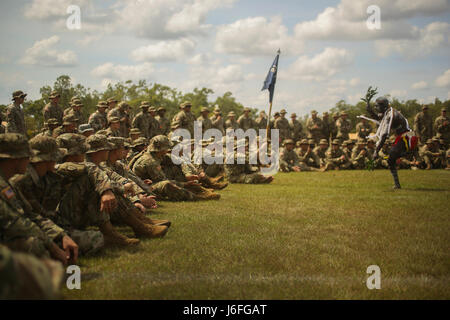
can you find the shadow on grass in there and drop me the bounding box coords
[403,187,449,192]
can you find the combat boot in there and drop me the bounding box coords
[133,208,171,227]
[193,189,221,200]
[123,210,169,238]
[99,221,140,247]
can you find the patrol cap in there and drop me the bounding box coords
[0,133,32,159]
[319,139,328,145]
[78,124,94,134]
[132,137,148,147]
[63,114,78,125]
[49,91,60,99]
[29,136,67,163]
[331,139,341,145]
[12,90,27,101]
[274,112,280,117]
[148,135,171,152]
[107,137,126,150]
[332,113,339,118]
[86,134,114,154]
[432,137,439,143]
[57,133,89,156]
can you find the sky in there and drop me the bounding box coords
[0,0,449,116]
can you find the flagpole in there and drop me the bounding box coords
[266,101,273,140]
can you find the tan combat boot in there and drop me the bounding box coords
[122,210,169,238]
[133,208,171,227]
[99,221,140,247]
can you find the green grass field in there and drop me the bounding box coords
[63,170,450,300]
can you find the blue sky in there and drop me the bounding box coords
[0,0,449,115]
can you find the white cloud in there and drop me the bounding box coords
[411,81,428,89]
[435,69,450,87]
[284,47,354,81]
[375,22,449,58]
[349,78,360,87]
[91,62,155,83]
[131,39,196,62]
[389,89,407,98]
[215,16,303,56]
[24,0,90,20]
[19,36,77,67]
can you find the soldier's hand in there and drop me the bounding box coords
[62,235,79,265]
[138,194,157,208]
[124,183,135,196]
[143,179,152,185]
[134,202,146,213]
[186,175,199,181]
[100,190,117,214]
[185,180,200,187]
[361,149,367,155]
[292,166,301,172]
[49,242,68,266]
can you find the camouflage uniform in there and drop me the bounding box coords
[88,102,108,132]
[0,244,64,299]
[210,107,225,134]
[351,140,370,169]
[434,108,449,145]
[306,111,323,144]
[6,95,27,136]
[289,114,304,142]
[414,106,433,144]
[355,120,372,140]
[336,113,352,143]
[107,102,130,138]
[156,107,171,136]
[132,102,152,139]
[63,99,85,128]
[225,153,272,184]
[279,140,300,172]
[274,110,291,143]
[237,108,255,131]
[172,102,196,137]
[330,114,339,141]
[43,102,64,126]
[321,113,331,141]
[322,139,351,171]
[254,112,268,131]
[225,112,239,131]
[296,139,320,170]
[313,139,329,168]
[419,139,445,169]
[197,108,213,133]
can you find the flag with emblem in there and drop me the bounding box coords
[261,49,280,103]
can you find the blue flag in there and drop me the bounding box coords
[261,49,280,103]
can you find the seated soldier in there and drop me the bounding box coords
[420,138,445,169]
[321,139,351,171]
[52,114,78,138]
[295,139,320,170]
[351,139,370,169]
[279,139,301,172]
[105,117,121,137]
[313,139,329,169]
[127,137,148,164]
[78,123,95,138]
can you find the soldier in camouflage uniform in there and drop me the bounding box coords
[351,139,370,169]
[295,139,320,170]
[274,109,291,143]
[131,135,198,201]
[6,91,27,136]
[126,137,147,163]
[210,106,225,134]
[336,111,352,144]
[105,116,121,137]
[341,140,353,165]
[0,133,78,266]
[225,111,239,131]
[78,123,95,138]
[279,139,301,172]
[43,91,64,126]
[11,135,103,256]
[355,118,372,140]
[321,112,331,141]
[107,101,131,138]
[434,108,449,145]
[252,111,266,131]
[107,97,118,112]
[306,110,323,144]
[88,101,108,132]
[0,112,5,134]
[128,128,142,143]
[197,107,213,133]
[36,118,59,138]
[63,98,85,128]
[420,138,445,169]
[237,107,255,131]
[313,139,329,168]
[0,244,64,299]
[149,106,162,138]
[132,102,152,139]
[156,107,171,136]
[52,114,78,138]
[321,139,351,171]
[172,102,196,137]
[414,105,433,145]
[289,113,304,142]
[330,113,339,141]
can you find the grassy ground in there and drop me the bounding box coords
[63,170,450,300]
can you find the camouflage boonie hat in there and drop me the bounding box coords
[180,101,192,109]
[201,107,210,113]
[148,135,171,152]
[357,139,366,145]
[49,91,60,99]
[425,138,434,144]
[97,101,108,108]
[96,130,107,135]
[118,102,129,109]
[280,109,287,114]
[107,98,118,104]
[422,104,429,110]
[78,124,94,134]
[157,107,166,112]
[0,133,32,159]
[140,101,150,108]
[243,107,251,112]
[227,111,236,117]
[274,112,280,117]
[311,110,318,115]
[291,113,297,118]
[283,139,295,146]
[341,111,348,116]
[323,112,329,116]
[107,137,126,150]
[63,114,78,125]
[132,137,148,147]
[108,116,120,124]
[29,136,67,163]
[432,137,439,143]
[57,133,88,156]
[86,134,114,154]
[71,98,83,107]
[441,107,447,112]
[129,128,141,136]
[308,139,315,145]
[47,118,59,126]
[149,106,157,113]
[12,90,27,101]
[299,139,309,145]
[332,139,341,145]
[319,139,328,145]
[71,96,80,103]
[332,113,339,118]
[213,106,221,113]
